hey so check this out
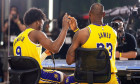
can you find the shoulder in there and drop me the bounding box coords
[126,33,133,37]
[125,33,137,44]
[106,25,117,36]
[73,27,89,45]
[76,27,89,38]
[79,27,89,34]
[28,29,46,43]
[30,30,46,37]
[125,33,136,40]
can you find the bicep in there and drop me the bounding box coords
[36,31,54,52]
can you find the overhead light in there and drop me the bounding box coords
[48,0,53,32]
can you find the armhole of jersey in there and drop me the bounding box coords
[87,26,91,34]
[82,26,91,47]
[111,28,117,45]
[111,27,117,38]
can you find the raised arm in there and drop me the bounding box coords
[66,16,90,65]
[66,31,80,65]
[36,13,70,53]
[13,15,26,31]
[2,22,8,33]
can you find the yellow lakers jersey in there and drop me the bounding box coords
[13,28,42,69]
[82,24,117,73]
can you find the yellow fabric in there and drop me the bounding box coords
[13,28,42,69]
[82,24,117,73]
[80,74,119,84]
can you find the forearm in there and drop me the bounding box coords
[2,23,8,32]
[121,51,137,58]
[2,27,7,33]
[52,28,68,53]
[17,21,26,31]
[66,51,75,65]
[66,45,76,65]
[18,24,26,31]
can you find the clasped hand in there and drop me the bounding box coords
[62,13,78,31]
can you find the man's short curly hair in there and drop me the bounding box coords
[23,8,46,26]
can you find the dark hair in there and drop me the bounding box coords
[23,8,46,26]
[10,5,19,14]
[112,16,124,22]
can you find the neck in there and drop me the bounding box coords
[28,24,38,30]
[91,18,103,25]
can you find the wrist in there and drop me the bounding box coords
[17,20,21,25]
[62,27,68,31]
[119,52,122,57]
[74,28,79,32]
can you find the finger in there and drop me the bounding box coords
[67,19,72,24]
[65,13,69,18]
[68,17,76,22]
[68,16,73,20]
[68,16,74,20]
[64,13,69,19]
[69,20,72,24]
[66,18,69,22]
[63,13,67,21]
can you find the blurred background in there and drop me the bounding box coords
[0,0,140,57]
[0,0,140,83]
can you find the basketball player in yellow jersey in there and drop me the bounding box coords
[13,8,70,84]
[65,3,121,84]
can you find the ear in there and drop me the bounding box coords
[37,21,40,25]
[89,10,91,17]
[103,12,105,17]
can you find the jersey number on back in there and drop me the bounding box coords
[16,46,21,56]
[97,43,113,59]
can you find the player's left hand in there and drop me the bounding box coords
[68,16,78,32]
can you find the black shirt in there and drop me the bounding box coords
[116,33,137,52]
[4,19,23,36]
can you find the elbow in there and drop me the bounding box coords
[53,50,59,54]
[51,44,60,54]
[66,60,72,65]
[2,28,5,33]
[133,52,137,58]
[66,56,73,65]
[52,48,60,54]
[67,63,72,65]
[130,52,137,58]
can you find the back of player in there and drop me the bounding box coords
[13,28,42,68]
[13,8,70,84]
[81,24,119,84]
[13,28,64,83]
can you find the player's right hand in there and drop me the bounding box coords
[62,13,70,31]
[45,50,51,55]
[116,51,120,58]
[41,50,51,62]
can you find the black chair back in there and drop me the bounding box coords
[8,56,41,84]
[74,48,111,83]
